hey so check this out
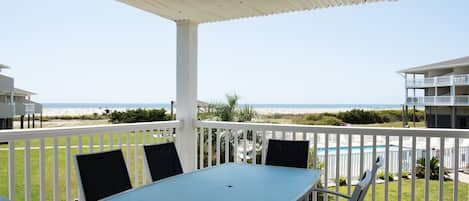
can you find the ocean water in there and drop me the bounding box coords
[43,103,402,110]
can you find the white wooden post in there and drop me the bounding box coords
[176,20,198,172]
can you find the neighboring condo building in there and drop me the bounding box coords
[400,56,469,128]
[0,65,42,129]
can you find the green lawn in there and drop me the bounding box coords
[329,179,468,201]
[0,132,173,201]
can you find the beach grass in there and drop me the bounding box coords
[352,121,426,128]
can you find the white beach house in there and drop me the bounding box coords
[2,1,469,201]
[0,65,43,129]
[400,56,469,128]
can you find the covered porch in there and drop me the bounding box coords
[2,0,467,201]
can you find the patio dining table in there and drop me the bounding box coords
[101,163,321,201]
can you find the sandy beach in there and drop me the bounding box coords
[42,107,401,116]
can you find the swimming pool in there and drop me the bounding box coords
[316,145,404,154]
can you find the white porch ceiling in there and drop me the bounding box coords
[118,0,395,24]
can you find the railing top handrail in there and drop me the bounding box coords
[197,120,469,138]
[0,120,182,141]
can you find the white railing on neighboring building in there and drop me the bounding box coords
[2,120,469,201]
[196,120,469,201]
[407,95,469,106]
[0,121,181,201]
[407,74,469,88]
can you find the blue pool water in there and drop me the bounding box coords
[316,145,402,154]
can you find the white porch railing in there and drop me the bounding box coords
[2,120,469,201]
[196,120,469,201]
[0,121,181,201]
[407,74,469,88]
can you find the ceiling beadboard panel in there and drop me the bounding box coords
[118,0,396,24]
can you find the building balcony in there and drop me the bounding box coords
[406,95,469,106]
[406,74,469,88]
[0,121,468,201]
[0,103,14,118]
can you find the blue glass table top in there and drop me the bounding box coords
[102,163,320,201]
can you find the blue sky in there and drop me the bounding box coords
[1,0,468,104]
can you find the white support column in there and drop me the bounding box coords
[10,92,15,117]
[404,73,408,103]
[176,20,198,172]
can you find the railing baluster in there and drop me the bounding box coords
[134,131,139,186]
[372,135,377,201]
[8,140,15,201]
[411,136,416,201]
[99,133,104,152]
[53,137,59,201]
[424,137,430,201]
[312,133,317,201]
[439,137,445,201]
[142,131,147,183]
[335,134,340,201]
[225,129,230,163]
[234,130,239,163]
[208,128,213,167]
[199,127,204,168]
[66,136,71,201]
[313,133,317,169]
[454,138,459,201]
[89,134,94,153]
[149,130,153,145]
[25,139,31,201]
[126,132,131,168]
[40,138,46,201]
[243,129,247,163]
[324,133,329,201]
[119,133,123,149]
[385,135,389,201]
[398,136,403,201]
[360,134,364,176]
[262,130,267,165]
[216,128,221,165]
[252,130,257,164]
[347,134,352,194]
[77,136,83,201]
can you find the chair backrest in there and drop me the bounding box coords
[143,142,183,182]
[349,170,373,201]
[75,149,132,201]
[360,155,384,198]
[373,156,384,174]
[265,139,309,168]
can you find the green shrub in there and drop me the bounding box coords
[402,171,409,179]
[339,176,347,186]
[314,116,344,126]
[109,108,170,123]
[377,171,395,181]
[304,114,321,121]
[338,109,382,124]
[416,157,447,180]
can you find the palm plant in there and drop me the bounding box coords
[416,156,446,180]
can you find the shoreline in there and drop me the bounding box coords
[41,107,402,116]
